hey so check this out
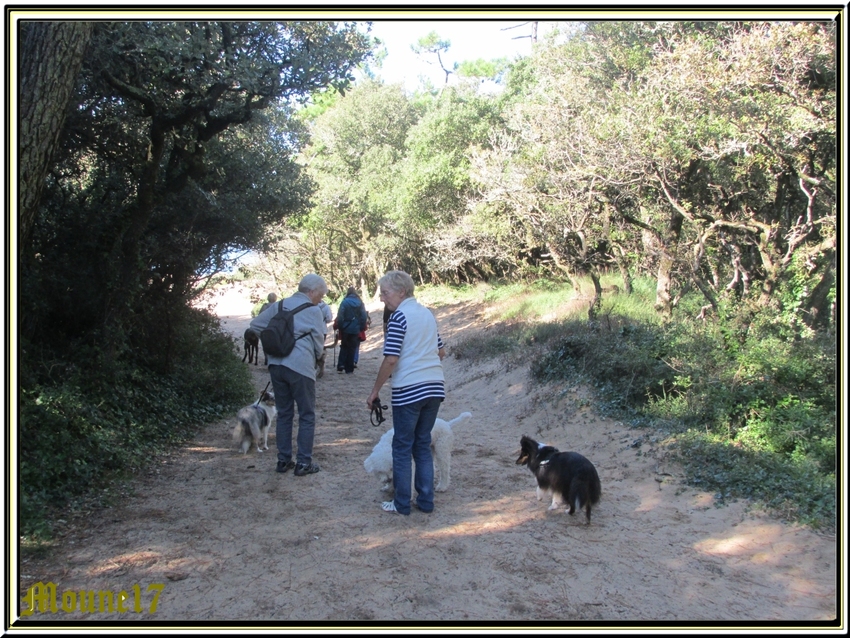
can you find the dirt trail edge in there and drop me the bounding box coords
[19,292,837,624]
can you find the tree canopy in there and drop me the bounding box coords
[21,20,372,361]
[255,21,833,330]
[466,21,836,321]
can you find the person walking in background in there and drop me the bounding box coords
[353,296,371,368]
[259,292,278,314]
[249,274,327,476]
[382,304,391,335]
[367,270,446,515]
[316,300,333,378]
[336,286,368,375]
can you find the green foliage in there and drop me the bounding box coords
[298,87,345,122]
[674,432,834,528]
[455,57,510,82]
[412,31,451,56]
[498,55,537,108]
[19,311,253,541]
[637,303,836,457]
[471,20,835,319]
[289,80,419,293]
[22,20,372,347]
[398,86,502,231]
[274,77,509,292]
[260,20,836,322]
[533,320,676,414]
[736,397,835,470]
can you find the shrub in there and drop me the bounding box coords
[532,321,676,416]
[19,310,253,541]
[674,431,835,528]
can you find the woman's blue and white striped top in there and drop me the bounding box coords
[383,298,445,406]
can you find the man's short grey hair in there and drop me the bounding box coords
[378,270,415,299]
[267,293,278,303]
[298,273,328,295]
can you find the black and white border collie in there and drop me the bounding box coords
[516,435,601,524]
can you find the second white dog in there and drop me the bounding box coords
[364,411,472,492]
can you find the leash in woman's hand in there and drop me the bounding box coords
[370,396,388,426]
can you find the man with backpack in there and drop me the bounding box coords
[249,273,328,476]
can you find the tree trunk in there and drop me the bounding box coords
[654,210,684,316]
[588,270,602,320]
[613,244,633,295]
[655,251,675,315]
[545,241,582,293]
[803,240,836,331]
[19,21,93,250]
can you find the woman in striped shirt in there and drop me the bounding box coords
[367,271,446,515]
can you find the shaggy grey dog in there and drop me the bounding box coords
[232,391,276,454]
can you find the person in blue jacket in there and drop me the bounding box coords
[336,286,368,374]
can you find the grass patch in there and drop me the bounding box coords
[451,316,580,364]
[594,278,662,324]
[482,280,580,321]
[415,281,490,307]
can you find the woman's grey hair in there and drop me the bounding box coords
[298,273,328,295]
[378,270,415,299]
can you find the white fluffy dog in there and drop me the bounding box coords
[364,411,472,492]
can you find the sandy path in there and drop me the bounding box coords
[18,288,837,625]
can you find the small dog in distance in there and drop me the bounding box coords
[242,328,260,365]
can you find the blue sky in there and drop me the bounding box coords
[360,20,559,91]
